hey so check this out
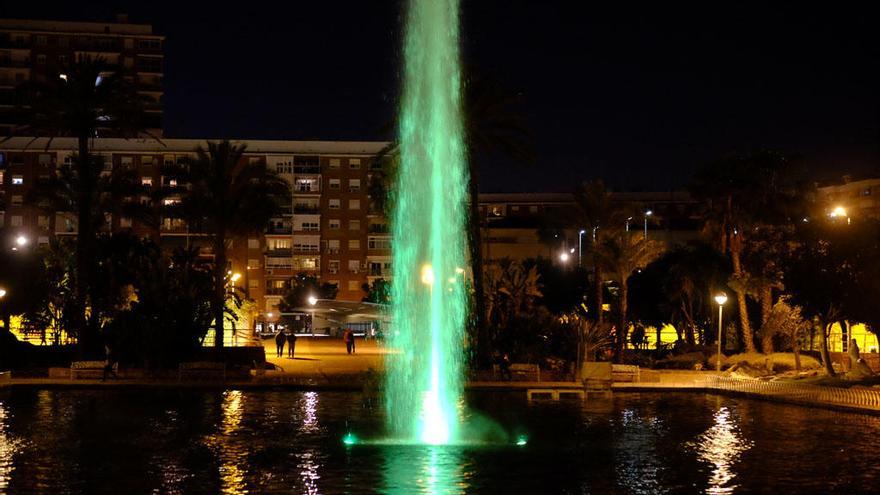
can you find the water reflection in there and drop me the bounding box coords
[383,445,467,494]
[203,390,250,494]
[613,406,666,494]
[0,400,17,491]
[300,391,319,433]
[689,406,752,494]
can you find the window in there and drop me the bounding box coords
[529,206,539,213]
[36,54,46,65]
[295,178,318,192]
[329,219,341,230]
[349,199,360,210]
[268,238,291,251]
[349,158,361,170]
[248,238,261,249]
[58,54,68,65]
[38,154,52,166]
[348,179,361,192]
[58,37,69,48]
[327,240,340,254]
[124,38,134,49]
[137,39,162,50]
[38,216,49,229]
[11,195,23,205]
[301,221,319,232]
[348,260,361,273]
[11,215,22,227]
[329,179,341,190]
[121,156,134,166]
[349,219,360,231]
[248,258,261,269]
[142,156,155,166]
[120,217,132,228]
[348,281,361,292]
[368,236,392,250]
[348,239,360,250]
[249,278,259,289]
[38,236,49,246]
[36,35,47,46]
[329,199,341,209]
[328,260,340,274]
[512,206,520,212]
[329,158,341,169]
[12,175,23,185]
[275,160,293,174]
[141,177,153,186]
[248,156,263,165]
[293,241,319,253]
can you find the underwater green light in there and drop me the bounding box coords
[343,432,358,446]
[516,435,528,446]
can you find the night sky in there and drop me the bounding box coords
[2,2,877,192]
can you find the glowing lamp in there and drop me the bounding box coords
[342,432,357,446]
[15,235,28,247]
[420,264,435,286]
[559,252,570,262]
[0,288,6,299]
[308,296,318,306]
[714,293,728,305]
[230,273,242,282]
[830,206,847,218]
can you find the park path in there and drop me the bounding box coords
[262,337,389,377]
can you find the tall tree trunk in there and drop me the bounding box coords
[791,326,802,372]
[682,300,696,345]
[467,174,490,368]
[760,285,774,354]
[593,254,604,325]
[213,231,227,349]
[818,320,835,377]
[615,281,628,363]
[75,135,98,357]
[730,237,755,353]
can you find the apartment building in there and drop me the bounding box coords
[816,175,880,220]
[0,138,390,327]
[0,15,164,134]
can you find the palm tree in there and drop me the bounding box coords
[595,232,663,362]
[4,55,150,355]
[170,141,291,348]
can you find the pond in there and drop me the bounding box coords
[1,388,878,494]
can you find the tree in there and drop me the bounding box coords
[691,150,806,353]
[279,273,339,312]
[362,278,391,305]
[5,55,150,356]
[594,232,663,362]
[171,141,291,348]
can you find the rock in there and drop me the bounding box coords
[729,361,771,379]
[846,339,874,381]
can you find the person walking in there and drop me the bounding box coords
[287,331,297,359]
[343,328,353,355]
[275,330,286,358]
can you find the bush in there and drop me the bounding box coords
[723,352,820,372]
[654,351,706,370]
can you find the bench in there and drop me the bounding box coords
[493,363,541,381]
[611,364,640,382]
[178,361,226,381]
[71,361,115,380]
[526,388,585,401]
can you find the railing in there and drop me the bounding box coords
[293,205,320,214]
[706,376,880,411]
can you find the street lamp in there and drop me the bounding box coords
[578,229,586,267]
[644,210,653,239]
[308,295,318,306]
[714,293,728,371]
[625,217,633,232]
[0,288,6,299]
[559,252,570,263]
[15,235,28,247]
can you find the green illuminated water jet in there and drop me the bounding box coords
[386,0,469,445]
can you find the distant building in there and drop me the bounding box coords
[477,191,703,265]
[0,15,164,134]
[816,175,880,220]
[0,138,389,329]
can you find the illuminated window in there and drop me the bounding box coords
[349,158,361,170]
[142,156,154,166]
[11,195,23,205]
[141,177,153,186]
[329,179,340,190]
[348,280,361,291]
[12,175,23,185]
[348,240,360,250]
[327,240,340,254]
[248,258,261,268]
[120,217,132,228]
[248,238,260,249]
[329,219,341,230]
[328,260,340,274]
[348,179,361,192]
[11,215,22,226]
[329,199,341,209]
[348,260,360,273]
[329,158,341,169]
[121,156,133,166]
[349,199,360,210]
[38,215,50,229]
[349,220,360,231]
[248,278,259,289]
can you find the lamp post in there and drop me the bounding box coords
[578,229,586,267]
[625,217,632,232]
[644,210,652,239]
[308,295,318,334]
[714,293,728,371]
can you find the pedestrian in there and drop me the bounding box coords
[343,328,353,355]
[350,330,357,354]
[102,343,119,381]
[275,330,286,358]
[499,353,512,381]
[287,331,297,358]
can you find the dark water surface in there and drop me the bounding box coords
[0,388,878,494]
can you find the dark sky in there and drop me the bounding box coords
[3,2,878,192]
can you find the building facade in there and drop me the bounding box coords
[0,138,390,329]
[0,16,164,134]
[816,176,880,220]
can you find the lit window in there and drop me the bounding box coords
[248,258,261,269]
[11,215,23,226]
[348,280,361,292]
[329,158,341,169]
[348,260,360,273]
[329,219,341,230]
[348,179,361,192]
[329,179,341,190]
[328,260,340,274]
[327,240,340,253]
[37,216,50,229]
[348,239,360,250]
[329,199,341,209]
[349,220,360,231]
[121,156,133,166]
[141,177,153,186]
[349,158,361,170]
[248,238,260,249]
[142,156,155,166]
[248,279,259,289]
[11,195,23,205]
[349,199,360,210]
[120,217,132,228]
[12,175,23,185]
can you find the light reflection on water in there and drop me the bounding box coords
[0,400,20,491]
[688,405,752,494]
[205,390,249,495]
[383,445,466,495]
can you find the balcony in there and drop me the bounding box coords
[265,248,292,257]
[293,246,320,255]
[0,58,31,69]
[293,204,320,214]
[266,287,289,296]
[266,225,292,235]
[294,165,320,174]
[368,223,390,233]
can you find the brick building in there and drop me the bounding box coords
[0,15,164,134]
[0,138,390,328]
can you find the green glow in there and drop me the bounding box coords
[516,435,528,446]
[343,432,358,446]
[386,0,469,445]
